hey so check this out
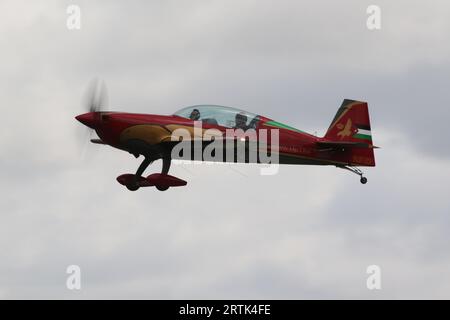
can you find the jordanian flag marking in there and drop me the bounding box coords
[354,124,372,140]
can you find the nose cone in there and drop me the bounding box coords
[75,112,98,129]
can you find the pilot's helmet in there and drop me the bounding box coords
[189,108,200,120]
[235,112,247,125]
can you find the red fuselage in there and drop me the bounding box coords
[76,111,374,167]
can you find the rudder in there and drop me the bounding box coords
[324,99,376,167]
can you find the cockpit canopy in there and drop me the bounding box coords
[174,105,261,129]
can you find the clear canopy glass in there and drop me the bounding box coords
[174,105,261,129]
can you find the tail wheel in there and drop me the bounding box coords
[337,166,368,185]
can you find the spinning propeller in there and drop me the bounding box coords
[76,79,109,153]
[84,78,109,114]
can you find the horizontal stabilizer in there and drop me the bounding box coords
[90,139,106,145]
[316,140,375,150]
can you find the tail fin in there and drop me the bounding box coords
[324,99,376,166]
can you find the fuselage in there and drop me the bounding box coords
[76,110,363,167]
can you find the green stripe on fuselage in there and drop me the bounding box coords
[264,120,305,134]
[353,133,372,140]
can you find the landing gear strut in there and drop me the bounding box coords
[126,157,153,191]
[126,155,172,191]
[155,155,171,191]
[337,165,368,184]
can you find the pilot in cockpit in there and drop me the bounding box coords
[235,112,249,130]
[189,108,200,121]
[234,112,259,131]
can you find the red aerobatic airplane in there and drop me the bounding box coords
[76,81,377,191]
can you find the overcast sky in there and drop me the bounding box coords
[1,0,450,299]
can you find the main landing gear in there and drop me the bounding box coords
[116,154,187,191]
[337,165,368,184]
